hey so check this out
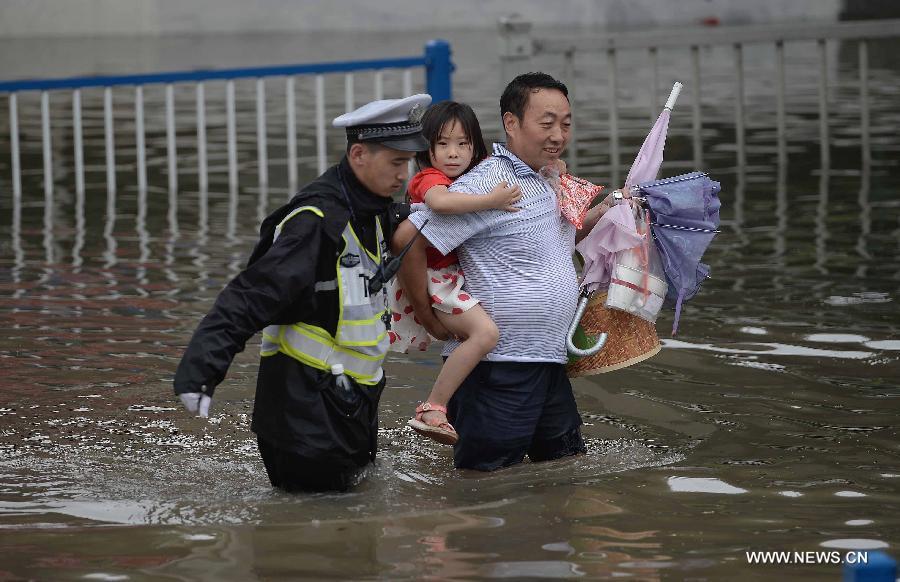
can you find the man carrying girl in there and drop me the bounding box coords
[394,73,617,470]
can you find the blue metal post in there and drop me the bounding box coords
[425,39,454,103]
[844,551,897,582]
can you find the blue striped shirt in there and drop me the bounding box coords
[408,143,579,363]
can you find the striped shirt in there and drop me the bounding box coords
[408,143,579,363]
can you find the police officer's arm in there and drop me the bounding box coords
[173,213,324,412]
[391,219,451,341]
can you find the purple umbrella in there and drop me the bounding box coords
[567,82,683,358]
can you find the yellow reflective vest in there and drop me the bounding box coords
[260,206,389,385]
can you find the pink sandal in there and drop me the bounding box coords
[407,402,459,445]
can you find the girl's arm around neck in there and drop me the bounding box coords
[423,182,521,214]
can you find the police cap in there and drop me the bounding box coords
[333,93,431,152]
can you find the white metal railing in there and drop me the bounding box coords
[498,17,900,186]
[1,43,452,204]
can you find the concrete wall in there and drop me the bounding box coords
[0,0,841,38]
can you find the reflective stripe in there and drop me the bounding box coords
[285,324,384,383]
[260,324,384,384]
[336,324,387,347]
[314,279,337,292]
[274,205,323,240]
[334,218,387,347]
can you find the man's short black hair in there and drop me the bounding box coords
[500,72,569,121]
[346,135,385,154]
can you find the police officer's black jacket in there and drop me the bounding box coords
[173,156,409,460]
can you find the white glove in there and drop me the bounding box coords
[179,393,212,418]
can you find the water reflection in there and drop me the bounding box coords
[666,476,748,494]
[256,183,269,225]
[165,187,180,284]
[773,158,788,289]
[42,181,54,265]
[856,159,872,277]
[136,185,150,285]
[73,181,86,269]
[103,182,117,269]
[815,170,830,275]
[663,339,874,360]
[10,182,24,285]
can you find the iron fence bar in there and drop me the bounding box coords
[734,43,745,171]
[607,48,619,186]
[226,80,238,192]
[135,86,147,192]
[859,40,870,168]
[315,74,326,175]
[9,94,21,200]
[256,78,268,187]
[564,49,578,175]
[818,39,830,170]
[104,87,116,196]
[403,69,413,98]
[41,90,54,264]
[41,91,53,202]
[691,45,702,169]
[73,89,85,197]
[649,47,659,123]
[344,73,354,113]
[374,70,384,100]
[775,40,786,167]
[196,83,207,192]
[286,76,297,191]
[165,83,177,195]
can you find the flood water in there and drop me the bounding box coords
[0,27,899,580]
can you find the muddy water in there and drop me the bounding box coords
[0,27,899,581]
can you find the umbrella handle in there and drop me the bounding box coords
[664,82,683,111]
[566,295,609,357]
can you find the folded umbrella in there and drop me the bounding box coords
[567,82,682,358]
[624,82,682,189]
[639,172,721,335]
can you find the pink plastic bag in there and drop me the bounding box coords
[558,174,604,228]
[542,165,604,229]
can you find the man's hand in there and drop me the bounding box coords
[576,187,631,242]
[391,219,457,341]
[417,309,453,341]
[179,392,211,418]
[600,186,630,207]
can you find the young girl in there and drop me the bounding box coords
[388,101,521,445]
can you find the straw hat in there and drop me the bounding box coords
[566,292,661,377]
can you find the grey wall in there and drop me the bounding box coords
[0,0,841,38]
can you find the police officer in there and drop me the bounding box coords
[174,94,432,492]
